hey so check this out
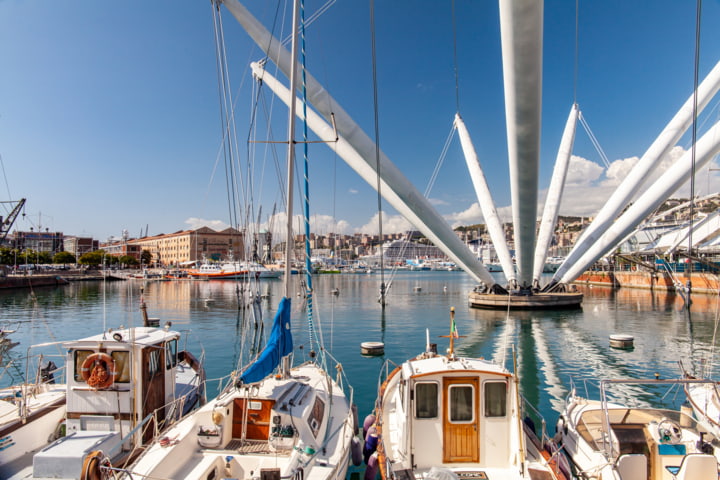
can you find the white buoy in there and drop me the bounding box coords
[360,341,384,356]
[609,334,634,349]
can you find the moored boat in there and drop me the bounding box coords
[124,298,357,480]
[558,378,720,480]
[2,312,205,479]
[368,308,568,480]
[0,357,66,473]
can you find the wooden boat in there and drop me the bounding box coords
[368,308,568,480]
[558,378,720,480]
[2,315,205,479]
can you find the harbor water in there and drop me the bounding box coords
[1,271,718,440]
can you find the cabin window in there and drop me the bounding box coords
[147,348,161,377]
[484,381,507,417]
[415,382,438,419]
[73,350,93,382]
[448,384,474,423]
[165,339,178,370]
[111,351,131,383]
[307,396,325,438]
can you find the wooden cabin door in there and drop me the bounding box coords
[142,344,166,443]
[442,377,479,463]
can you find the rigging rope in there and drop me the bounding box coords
[578,112,611,168]
[451,0,460,112]
[301,0,322,360]
[369,0,387,307]
[688,0,703,276]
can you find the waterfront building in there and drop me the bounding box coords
[64,236,99,259]
[9,229,64,255]
[121,226,244,267]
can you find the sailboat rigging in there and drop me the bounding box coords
[126,2,357,478]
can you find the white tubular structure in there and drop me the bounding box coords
[532,104,578,284]
[455,113,516,285]
[222,0,498,287]
[249,62,497,287]
[499,0,543,288]
[551,59,720,286]
[560,120,720,283]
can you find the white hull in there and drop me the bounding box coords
[128,362,355,480]
[559,384,720,480]
[373,348,564,480]
[0,384,66,474]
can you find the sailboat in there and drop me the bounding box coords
[125,1,357,479]
[367,308,569,480]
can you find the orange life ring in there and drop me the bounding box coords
[80,353,118,390]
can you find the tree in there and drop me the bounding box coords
[53,251,76,265]
[140,250,152,266]
[119,255,139,267]
[78,250,105,266]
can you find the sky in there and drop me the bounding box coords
[1,0,720,243]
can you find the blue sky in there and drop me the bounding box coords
[1,0,720,242]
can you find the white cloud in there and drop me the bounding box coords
[355,213,412,235]
[566,155,604,186]
[348,188,359,194]
[184,217,230,231]
[429,197,449,206]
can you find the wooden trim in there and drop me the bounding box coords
[67,411,133,421]
[0,399,64,437]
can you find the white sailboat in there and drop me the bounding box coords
[124,1,357,478]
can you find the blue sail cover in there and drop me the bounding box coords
[240,297,293,384]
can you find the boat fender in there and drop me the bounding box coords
[80,353,119,390]
[363,426,378,464]
[556,415,568,436]
[352,404,359,434]
[363,414,376,439]
[351,436,363,466]
[80,450,110,480]
[364,451,379,480]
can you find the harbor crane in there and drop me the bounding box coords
[0,198,26,245]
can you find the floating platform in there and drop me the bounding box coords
[468,291,583,310]
[360,341,385,356]
[609,334,634,349]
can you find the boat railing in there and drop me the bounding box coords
[375,358,401,409]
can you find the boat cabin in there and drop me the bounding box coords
[32,325,191,478]
[380,353,520,475]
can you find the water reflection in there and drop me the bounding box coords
[0,272,718,424]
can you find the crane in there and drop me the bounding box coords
[0,198,26,245]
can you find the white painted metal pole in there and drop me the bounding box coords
[455,113,516,284]
[251,63,497,287]
[551,60,720,285]
[499,0,543,288]
[532,104,578,284]
[560,120,720,283]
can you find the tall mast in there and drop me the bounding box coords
[283,0,300,298]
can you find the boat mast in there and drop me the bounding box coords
[283,0,300,298]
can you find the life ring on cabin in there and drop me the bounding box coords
[80,353,119,390]
[80,450,111,480]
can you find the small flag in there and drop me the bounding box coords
[451,318,459,338]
